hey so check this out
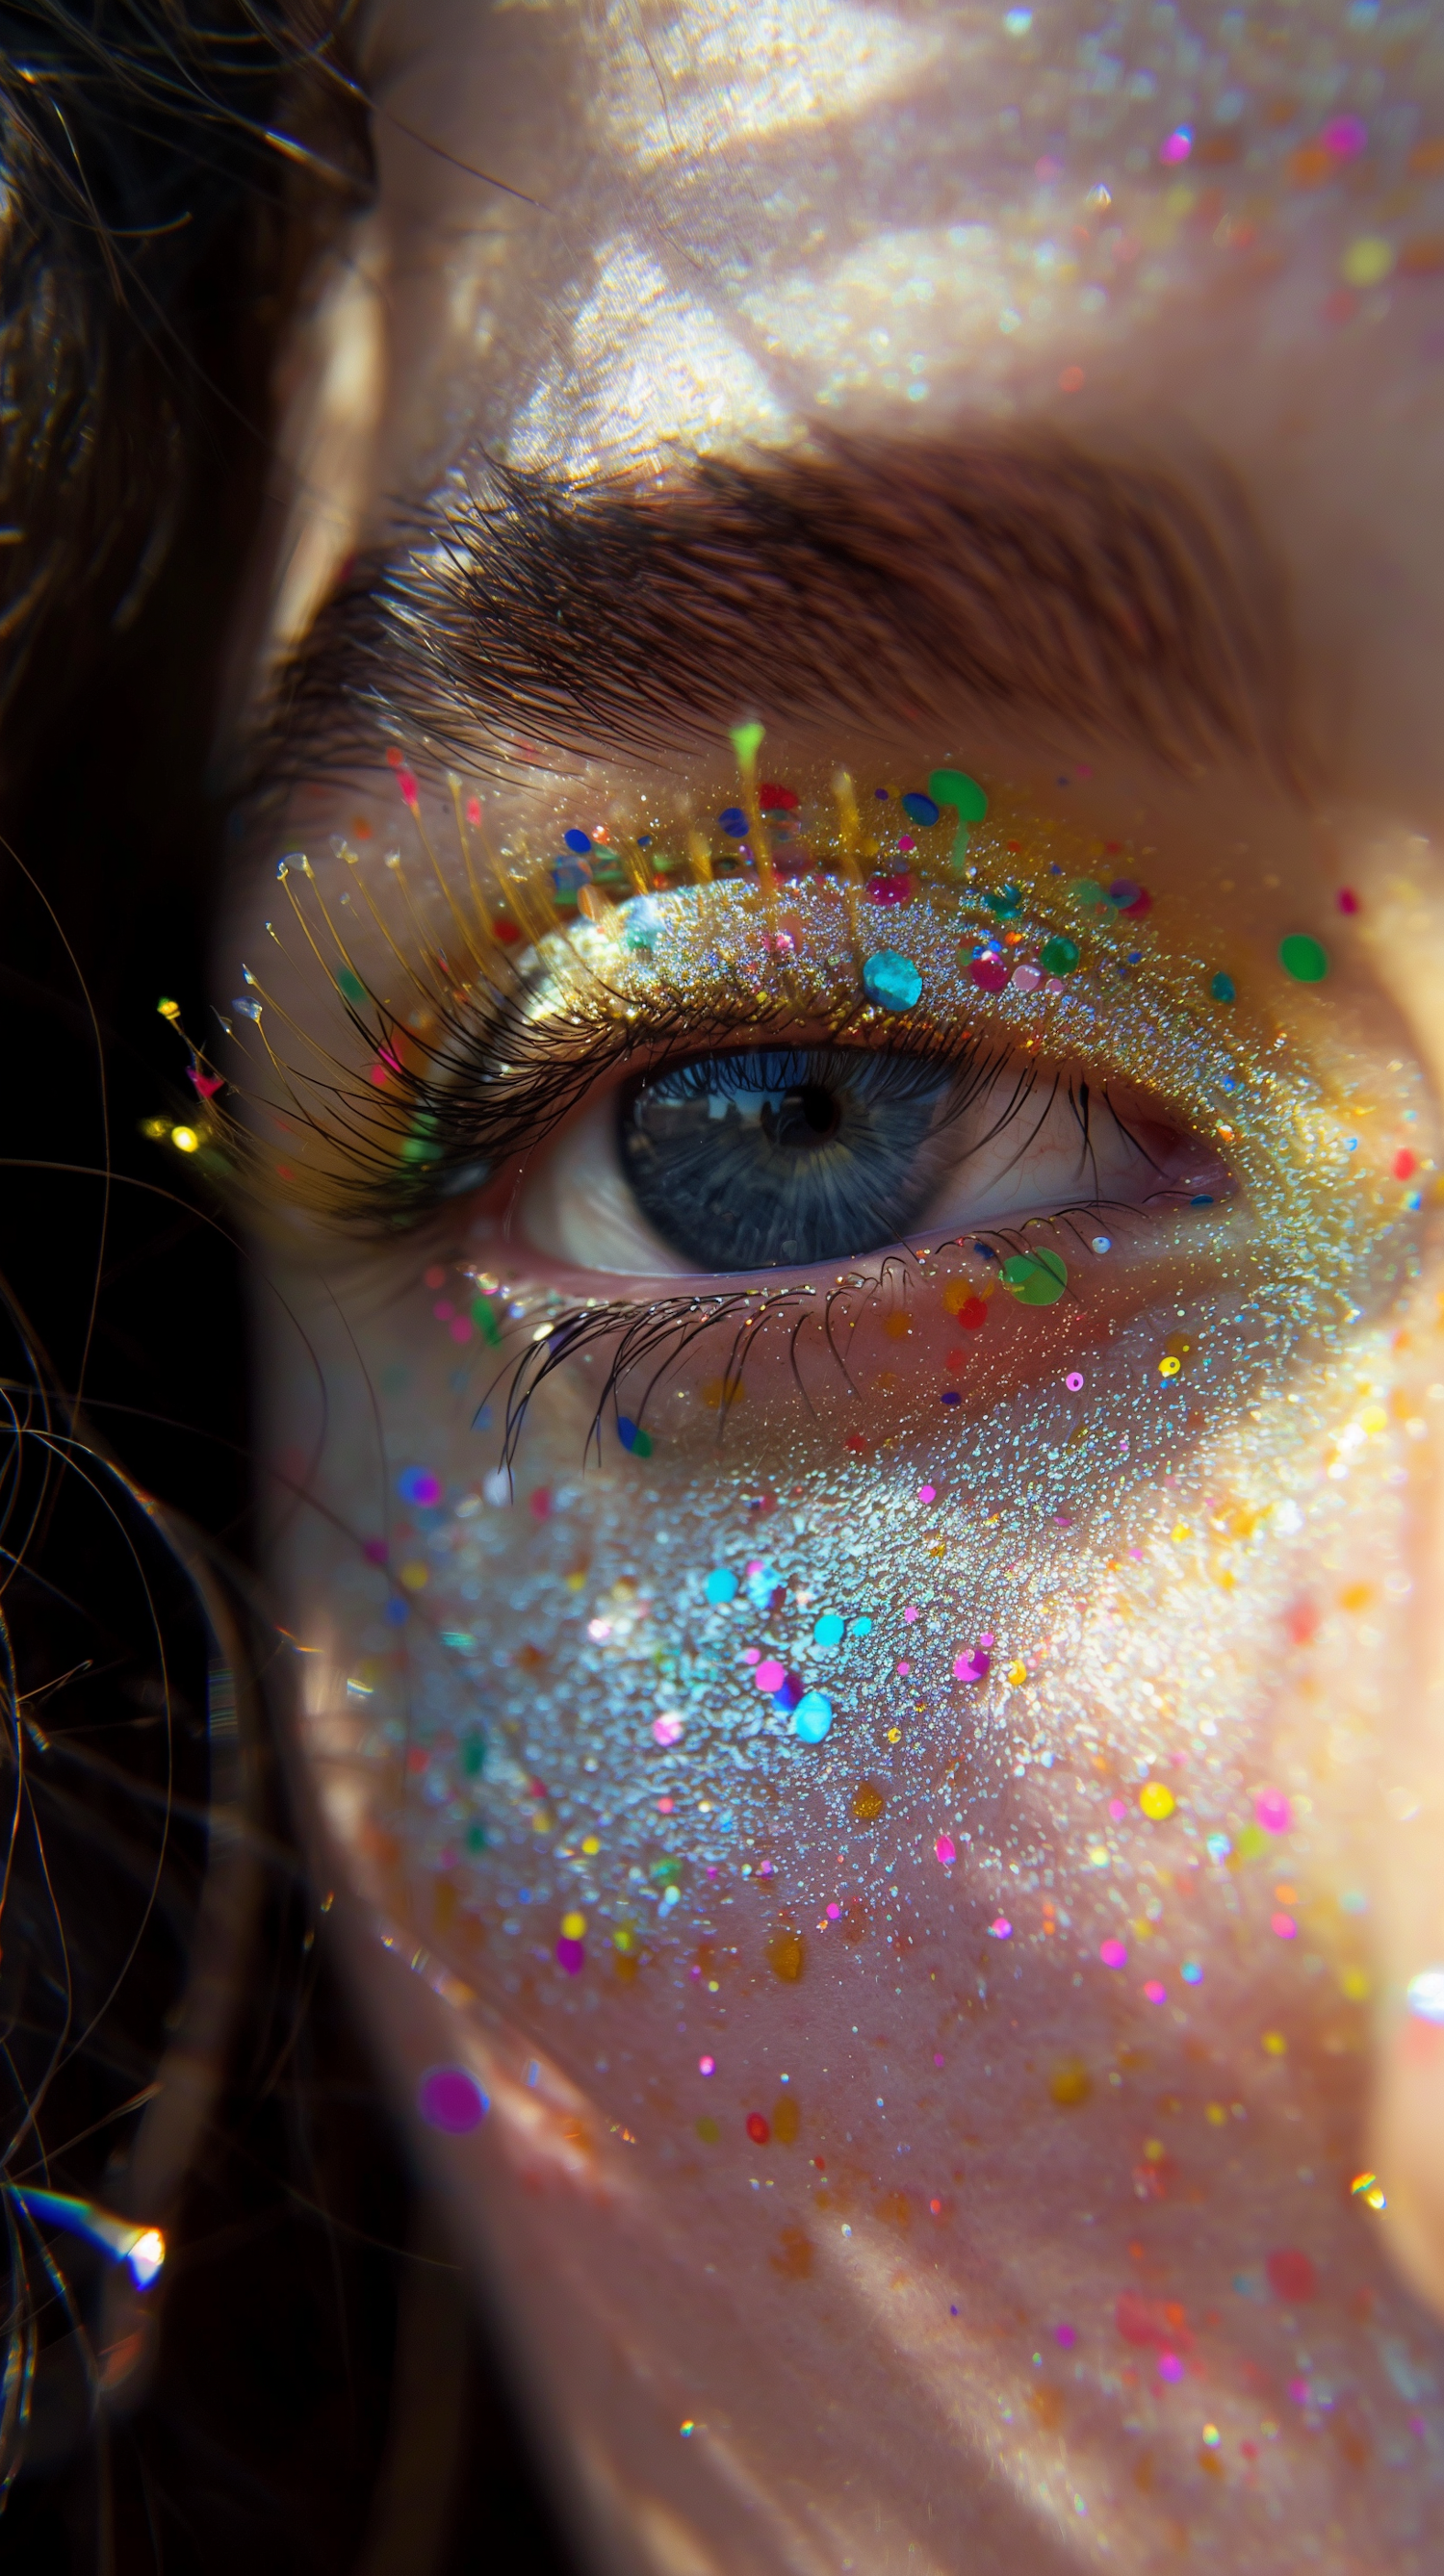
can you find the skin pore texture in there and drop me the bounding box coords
[216,4,1444,2569]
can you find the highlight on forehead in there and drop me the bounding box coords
[260,432,1292,793]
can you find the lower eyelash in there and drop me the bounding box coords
[482,1194,1197,1473]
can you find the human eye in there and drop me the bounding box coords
[523,1038,1221,1278]
[217,735,1416,1487]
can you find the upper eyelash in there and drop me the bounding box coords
[246,968,1168,1239]
[202,767,1225,1243]
[224,905,1035,1230]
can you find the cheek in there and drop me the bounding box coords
[274,1267,1428,2178]
[259,1214,1444,2568]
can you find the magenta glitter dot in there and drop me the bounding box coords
[917,1482,938,1505]
[1144,1979,1168,2005]
[742,1645,761,1665]
[1108,1796,1126,1820]
[936,1835,957,1868]
[1322,114,1366,157]
[418,2066,487,2134]
[988,1915,1013,1940]
[555,1937,585,1975]
[698,2054,716,2076]
[755,1658,786,1692]
[1255,1789,1293,1835]
[1065,1371,1084,1392]
[1271,1912,1298,1942]
[1099,1939,1128,1970]
[1055,2324,1076,2350]
[652,1713,684,1746]
[1157,2352,1184,2384]
[954,1648,991,1684]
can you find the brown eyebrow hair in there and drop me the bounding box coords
[257,431,1292,789]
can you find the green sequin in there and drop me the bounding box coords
[1279,934,1328,984]
[1001,1247,1069,1306]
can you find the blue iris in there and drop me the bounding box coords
[618,1046,957,1269]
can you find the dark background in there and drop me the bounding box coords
[0,69,578,2576]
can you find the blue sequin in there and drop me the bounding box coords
[863,950,922,1011]
[791,1691,834,1745]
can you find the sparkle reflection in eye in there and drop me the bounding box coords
[520,1044,1215,1277]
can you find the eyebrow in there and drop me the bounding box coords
[258,432,1292,789]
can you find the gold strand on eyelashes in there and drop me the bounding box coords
[407,774,489,978]
[448,770,491,935]
[831,768,866,968]
[152,730,1284,1236]
[620,832,652,900]
[164,744,1002,1214]
[383,845,455,987]
[149,777,523,1204]
[174,750,667,1214]
[442,771,510,970]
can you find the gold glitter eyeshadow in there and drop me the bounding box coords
[176,740,1420,1305]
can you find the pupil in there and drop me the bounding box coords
[775,1083,839,1147]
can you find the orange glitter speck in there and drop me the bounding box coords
[1050,2058,1093,2109]
[770,2227,814,2280]
[1288,143,1335,189]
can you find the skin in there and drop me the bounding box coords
[223,5,1444,2568]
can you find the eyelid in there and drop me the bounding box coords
[229,806,1262,1246]
[515,1037,1230,1281]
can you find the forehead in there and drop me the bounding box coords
[287,0,1444,817]
[362,0,1444,461]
